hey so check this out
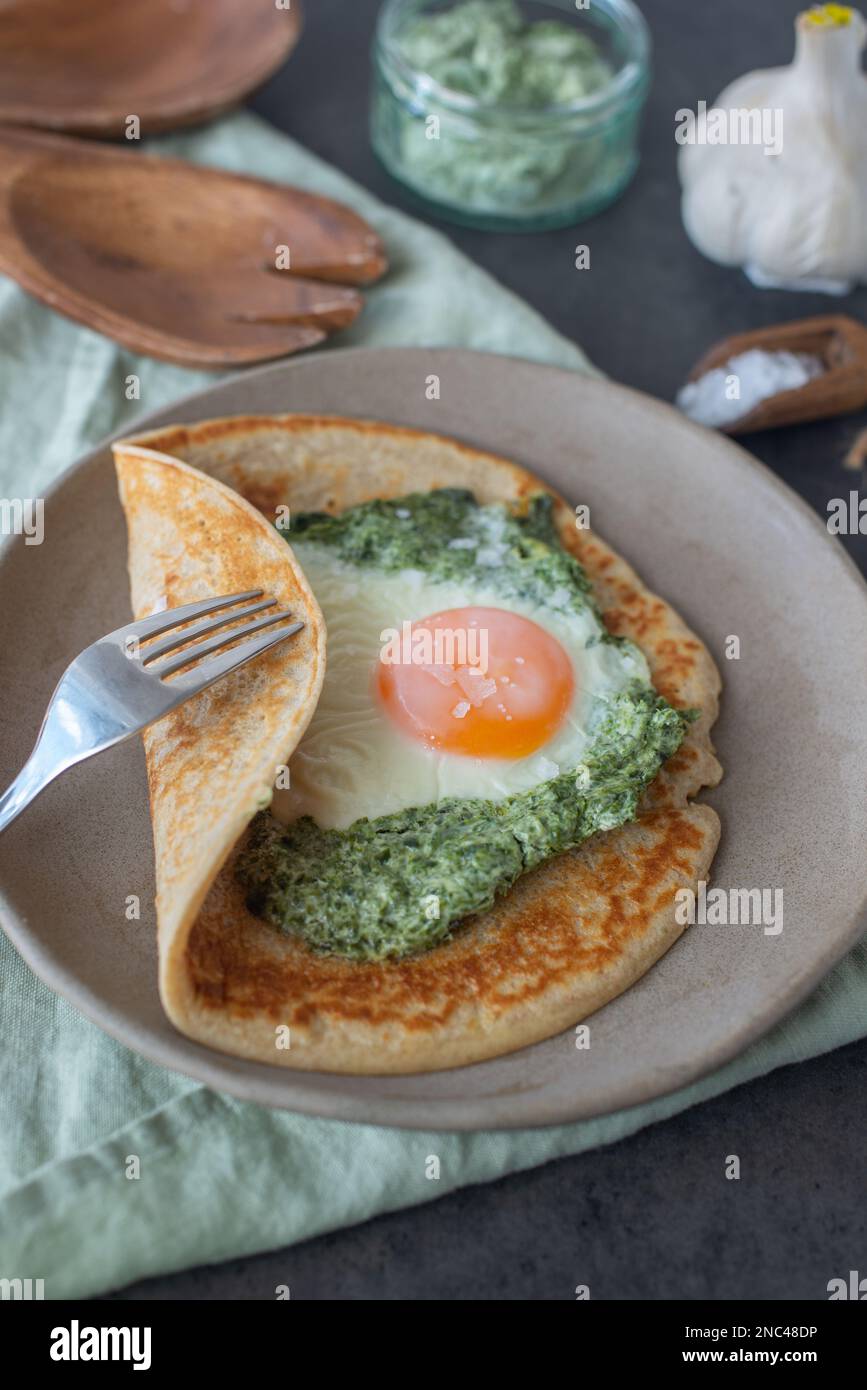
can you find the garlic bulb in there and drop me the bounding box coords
[678,4,867,294]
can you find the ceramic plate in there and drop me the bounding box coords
[2,348,866,1130]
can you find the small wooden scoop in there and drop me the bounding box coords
[0,0,302,138]
[685,315,867,435]
[0,127,387,368]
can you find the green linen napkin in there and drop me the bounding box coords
[1,111,865,1299]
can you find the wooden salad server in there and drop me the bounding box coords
[685,315,867,435]
[0,127,388,368]
[0,0,302,138]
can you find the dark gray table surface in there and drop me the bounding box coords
[110,0,867,1300]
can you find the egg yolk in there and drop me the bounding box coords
[376,606,575,759]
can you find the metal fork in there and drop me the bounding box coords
[0,590,303,834]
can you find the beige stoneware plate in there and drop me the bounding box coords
[1,348,866,1129]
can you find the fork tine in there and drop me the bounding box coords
[152,609,299,678]
[0,592,305,834]
[110,590,264,643]
[140,597,278,663]
[169,620,305,693]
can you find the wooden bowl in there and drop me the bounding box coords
[0,0,302,138]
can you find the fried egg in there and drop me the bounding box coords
[271,541,650,832]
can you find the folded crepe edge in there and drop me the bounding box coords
[112,442,326,1039]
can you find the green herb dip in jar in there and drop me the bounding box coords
[371,0,651,231]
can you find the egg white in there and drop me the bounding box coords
[271,541,650,832]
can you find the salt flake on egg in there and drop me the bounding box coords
[455,666,498,707]
[426,663,457,687]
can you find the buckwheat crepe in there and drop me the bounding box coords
[113,416,721,1074]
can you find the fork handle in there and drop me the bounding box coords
[0,749,60,834]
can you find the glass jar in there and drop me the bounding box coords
[370,0,651,232]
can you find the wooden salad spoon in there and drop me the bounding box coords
[0,0,302,138]
[685,315,867,435]
[0,127,388,368]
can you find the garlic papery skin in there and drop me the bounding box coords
[678,5,867,294]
